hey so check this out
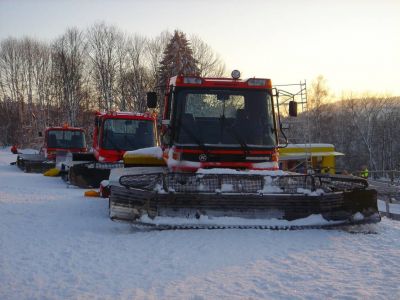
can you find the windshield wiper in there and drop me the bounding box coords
[227,126,250,156]
[177,121,208,153]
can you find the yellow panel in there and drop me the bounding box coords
[322,156,336,174]
[123,154,166,166]
[84,190,100,197]
[279,151,344,160]
[279,145,335,155]
[43,168,60,177]
[279,144,341,174]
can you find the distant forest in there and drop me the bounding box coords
[0,24,225,147]
[285,76,400,173]
[1,23,399,173]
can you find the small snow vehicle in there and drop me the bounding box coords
[63,111,157,188]
[16,125,86,173]
[109,72,380,229]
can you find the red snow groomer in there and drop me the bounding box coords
[109,71,380,229]
[64,111,157,188]
[16,125,86,173]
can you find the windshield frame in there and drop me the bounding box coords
[100,118,155,151]
[46,129,86,149]
[171,87,276,149]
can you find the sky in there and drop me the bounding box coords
[0,0,399,97]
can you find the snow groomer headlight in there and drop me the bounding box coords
[231,70,241,79]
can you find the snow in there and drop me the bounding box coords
[167,148,201,169]
[124,146,163,158]
[251,161,279,169]
[100,180,109,187]
[17,148,39,155]
[139,214,343,227]
[258,176,283,193]
[352,212,365,221]
[378,199,400,214]
[197,167,286,176]
[109,166,166,186]
[297,187,325,196]
[220,183,234,192]
[1,147,400,299]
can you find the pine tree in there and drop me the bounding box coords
[157,30,199,90]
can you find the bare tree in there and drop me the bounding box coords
[190,34,226,77]
[114,32,129,111]
[0,38,28,144]
[0,38,25,120]
[52,28,87,126]
[125,35,151,112]
[18,38,54,133]
[146,31,171,90]
[31,40,52,129]
[308,75,331,142]
[344,95,387,171]
[378,99,400,170]
[87,23,125,111]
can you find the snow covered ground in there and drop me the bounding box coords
[379,200,400,215]
[1,147,400,300]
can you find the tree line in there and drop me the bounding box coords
[1,24,399,173]
[287,76,400,174]
[0,24,225,147]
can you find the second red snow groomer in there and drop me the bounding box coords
[65,111,157,188]
[92,111,156,163]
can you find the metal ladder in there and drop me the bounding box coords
[275,81,309,143]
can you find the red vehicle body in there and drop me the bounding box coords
[92,111,157,162]
[65,111,157,188]
[108,72,380,227]
[15,125,86,173]
[41,125,87,160]
[159,74,279,171]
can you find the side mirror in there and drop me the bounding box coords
[147,92,157,109]
[289,100,297,117]
[38,131,43,137]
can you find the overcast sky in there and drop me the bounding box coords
[1,0,399,96]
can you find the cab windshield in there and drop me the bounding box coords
[174,89,276,147]
[102,119,155,151]
[47,130,85,149]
